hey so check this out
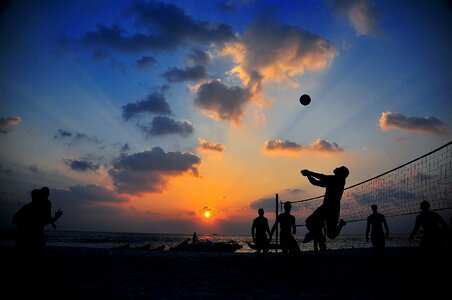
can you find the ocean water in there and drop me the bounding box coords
[0,229,416,253]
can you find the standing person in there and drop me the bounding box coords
[409,200,450,256]
[192,232,199,243]
[39,187,59,229]
[366,204,389,258]
[304,210,327,254]
[269,202,301,256]
[12,188,63,256]
[251,208,271,255]
[301,166,349,243]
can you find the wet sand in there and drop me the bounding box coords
[2,245,450,299]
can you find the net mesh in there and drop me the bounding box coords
[287,141,452,225]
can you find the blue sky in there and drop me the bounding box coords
[1,0,451,234]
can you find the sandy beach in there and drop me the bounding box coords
[2,245,450,300]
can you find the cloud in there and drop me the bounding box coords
[54,129,103,145]
[195,11,336,125]
[222,13,337,86]
[108,147,201,194]
[137,116,194,137]
[379,112,448,135]
[263,138,344,155]
[79,1,234,54]
[163,65,207,82]
[285,188,305,195]
[250,197,276,211]
[64,159,100,172]
[52,184,127,204]
[264,139,302,153]
[330,0,379,36]
[122,91,172,120]
[135,55,156,68]
[198,139,225,153]
[0,116,21,134]
[194,80,252,123]
[186,47,210,66]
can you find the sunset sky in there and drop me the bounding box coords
[1,0,451,234]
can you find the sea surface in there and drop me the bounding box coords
[0,228,416,253]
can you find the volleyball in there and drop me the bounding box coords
[299,94,311,106]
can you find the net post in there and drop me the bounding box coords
[275,193,279,253]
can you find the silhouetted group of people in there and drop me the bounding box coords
[251,166,451,259]
[12,187,63,257]
[252,166,350,257]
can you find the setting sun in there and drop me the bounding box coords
[204,211,212,218]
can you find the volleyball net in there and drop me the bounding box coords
[281,141,452,226]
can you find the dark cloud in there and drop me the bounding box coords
[109,147,201,194]
[194,80,252,123]
[250,197,276,212]
[186,47,210,66]
[80,1,235,53]
[135,55,156,68]
[379,112,448,135]
[137,116,194,137]
[120,143,131,153]
[163,65,207,82]
[122,92,172,121]
[329,0,379,36]
[52,184,127,204]
[64,159,100,172]
[0,116,21,134]
[54,129,103,145]
[198,139,224,153]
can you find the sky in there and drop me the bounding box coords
[1,0,451,235]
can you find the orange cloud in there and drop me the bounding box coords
[0,116,21,134]
[198,139,225,153]
[331,0,379,36]
[222,15,337,86]
[379,112,448,135]
[263,138,344,155]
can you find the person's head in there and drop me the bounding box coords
[31,189,40,202]
[283,201,292,212]
[420,200,430,212]
[40,186,50,198]
[333,166,349,179]
[258,208,264,216]
[371,204,378,213]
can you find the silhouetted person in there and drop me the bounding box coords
[192,232,199,243]
[301,166,349,243]
[40,186,58,229]
[313,219,326,255]
[251,208,271,254]
[409,200,449,256]
[366,204,389,259]
[270,201,301,256]
[12,187,63,256]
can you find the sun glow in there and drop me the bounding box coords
[204,211,212,218]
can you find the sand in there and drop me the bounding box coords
[2,245,450,299]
